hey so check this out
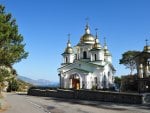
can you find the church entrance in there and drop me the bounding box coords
[70,73,80,89]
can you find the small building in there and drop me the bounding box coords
[58,23,116,90]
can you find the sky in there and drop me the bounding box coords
[0,0,150,82]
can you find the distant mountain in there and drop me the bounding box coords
[17,76,59,87]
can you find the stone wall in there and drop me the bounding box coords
[28,88,147,104]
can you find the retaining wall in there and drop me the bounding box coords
[28,88,149,104]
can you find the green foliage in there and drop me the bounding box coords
[119,51,140,75]
[0,68,10,92]
[0,5,28,92]
[114,76,121,87]
[7,79,19,92]
[0,5,28,66]
[7,78,32,92]
[91,85,97,90]
[0,68,10,82]
[17,79,32,92]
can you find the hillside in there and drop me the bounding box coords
[17,76,59,87]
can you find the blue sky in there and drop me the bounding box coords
[1,0,150,82]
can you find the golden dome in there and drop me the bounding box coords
[92,37,101,49]
[63,38,73,54]
[104,46,111,56]
[80,34,95,43]
[144,46,150,52]
[104,49,111,56]
[79,24,95,44]
[93,43,101,49]
[64,47,73,54]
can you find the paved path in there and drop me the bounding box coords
[2,93,150,113]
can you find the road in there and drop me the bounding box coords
[2,93,150,113]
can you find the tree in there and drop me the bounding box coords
[0,5,28,93]
[0,5,28,66]
[0,68,10,93]
[7,79,19,92]
[114,76,121,88]
[119,51,140,75]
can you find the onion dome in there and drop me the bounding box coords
[104,49,111,56]
[92,30,101,49]
[63,38,73,54]
[80,24,95,44]
[143,39,150,53]
[103,38,111,56]
[144,46,150,52]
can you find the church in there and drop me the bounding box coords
[58,23,116,90]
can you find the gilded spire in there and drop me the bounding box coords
[85,17,89,26]
[92,28,101,49]
[103,37,111,56]
[63,34,73,54]
[85,17,90,34]
[103,37,108,49]
[104,37,106,46]
[67,33,71,47]
[145,39,148,46]
[144,39,150,52]
[95,28,98,38]
[95,28,99,43]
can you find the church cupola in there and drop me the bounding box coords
[143,39,150,53]
[79,23,95,44]
[90,29,104,61]
[85,23,90,34]
[62,34,74,64]
[103,38,112,63]
[64,38,73,54]
[93,29,102,49]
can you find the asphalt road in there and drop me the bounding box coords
[2,93,150,113]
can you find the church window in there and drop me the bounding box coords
[83,51,87,59]
[95,54,97,61]
[65,57,68,63]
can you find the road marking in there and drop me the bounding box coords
[28,100,42,108]
[26,98,51,113]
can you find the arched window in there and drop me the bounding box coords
[83,51,87,59]
[65,57,68,63]
[95,54,97,61]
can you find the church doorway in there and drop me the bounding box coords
[70,74,80,89]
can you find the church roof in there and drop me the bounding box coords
[58,60,105,71]
[63,68,92,74]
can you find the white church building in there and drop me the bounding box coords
[58,23,116,90]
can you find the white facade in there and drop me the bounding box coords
[58,24,116,89]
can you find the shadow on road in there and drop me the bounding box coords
[42,97,150,111]
[17,93,150,112]
[43,97,128,111]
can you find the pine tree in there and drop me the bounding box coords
[0,5,28,93]
[0,5,28,66]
